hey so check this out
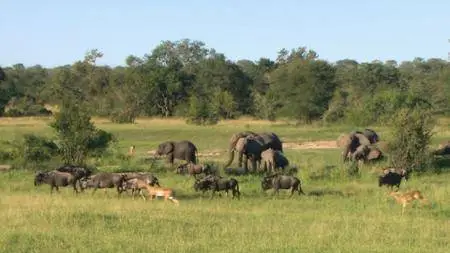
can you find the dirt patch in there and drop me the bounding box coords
[0,164,11,172]
[147,150,224,157]
[145,140,338,157]
[283,141,338,150]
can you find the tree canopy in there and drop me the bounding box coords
[1,38,449,125]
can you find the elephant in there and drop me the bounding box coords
[155,140,198,166]
[223,131,283,170]
[351,144,370,161]
[362,128,380,144]
[260,148,289,173]
[338,130,376,162]
[366,146,383,161]
[224,135,267,173]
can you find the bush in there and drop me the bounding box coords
[8,134,60,169]
[50,101,115,166]
[185,95,219,125]
[387,107,435,172]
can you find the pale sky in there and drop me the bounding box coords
[1,0,449,67]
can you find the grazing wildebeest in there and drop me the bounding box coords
[122,178,150,200]
[176,162,213,178]
[81,172,128,197]
[56,165,93,192]
[122,173,160,196]
[122,172,160,187]
[34,170,78,194]
[261,174,305,196]
[194,175,240,199]
[378,168,409,191]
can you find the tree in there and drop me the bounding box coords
[269,57,336,123]
[49,50,114,165]
[387,106,435,172]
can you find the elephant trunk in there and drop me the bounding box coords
[223,148,235,168]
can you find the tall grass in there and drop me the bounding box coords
[0,117,449,253]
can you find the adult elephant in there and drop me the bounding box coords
[338,131,371,162]
[155,140,198,166]
[236,135,268,173]
[362,128,380,144]
[223,131,283,169]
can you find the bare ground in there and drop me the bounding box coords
[146,140,338,157]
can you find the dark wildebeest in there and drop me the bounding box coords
[80,172,128,197]
[378,168,409,191]
[261,174,305,196]
[56,165,93,192]
[122,172,160,186]
[34,170,79,194]
[194,175,240,199]
[176,162,213,178]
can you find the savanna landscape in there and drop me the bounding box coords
[0,116,449,253]
[1,12,450,252]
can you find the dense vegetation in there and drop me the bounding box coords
[1,39,449,125]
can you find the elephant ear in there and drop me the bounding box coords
[355,133,370,146]
[336,133,350,148]
[164,142,175,153]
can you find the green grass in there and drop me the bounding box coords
[0,116,449,253]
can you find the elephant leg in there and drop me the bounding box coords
[251,159,257,173]
[238,152,243,167]
[243,156,249,173]
[167,153,174,165]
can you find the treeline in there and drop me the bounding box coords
[1,38,449,125]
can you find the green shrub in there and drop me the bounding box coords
[387,107,435,172]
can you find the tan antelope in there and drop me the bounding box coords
[127,178,179,205]
[127,145,136,157]
[388,190,430,215]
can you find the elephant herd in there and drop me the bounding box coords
[153,129,385,176]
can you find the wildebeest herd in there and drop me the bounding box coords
[33,129,430,205]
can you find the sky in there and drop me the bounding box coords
[1,0,449,67]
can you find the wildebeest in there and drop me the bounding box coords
[122,178,150,200]
[80,172,128,196]
[378,168,409,190]
[122,172,160,186]
[176,162,213,178]
[193,175,240,199]
[261,174,305,196]
[122,172,160,196]
[56,165,93,192]
[34,170,78,194]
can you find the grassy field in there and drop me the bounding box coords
[0,117,449,253]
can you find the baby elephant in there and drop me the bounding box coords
[260,148,289,173]
[34,170,78,194]
[261,174,305,196]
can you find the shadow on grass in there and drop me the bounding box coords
[432,156,450,173]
